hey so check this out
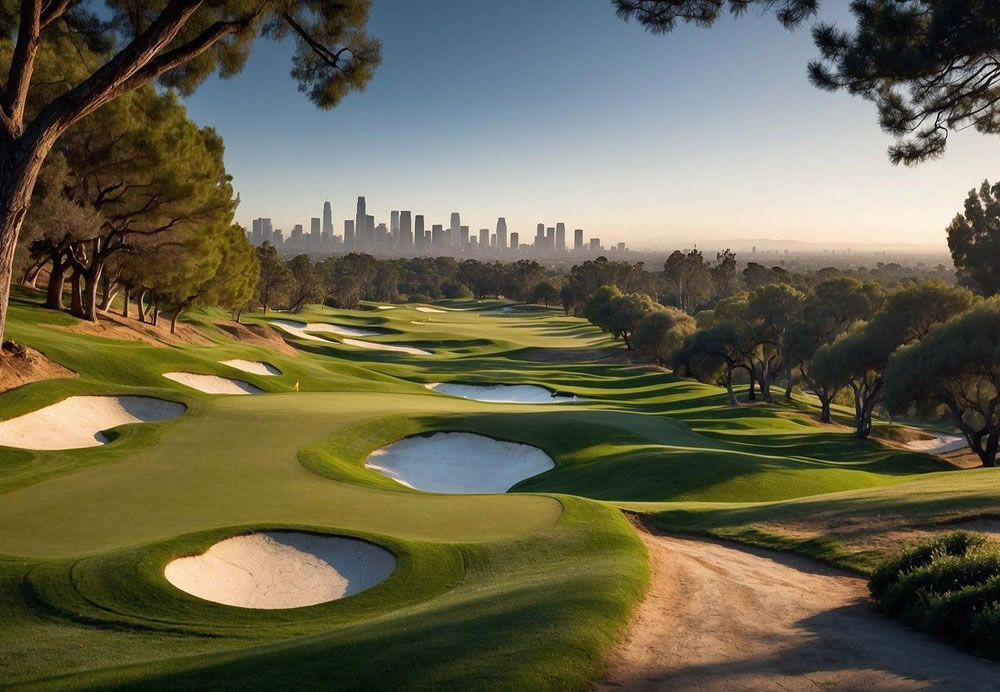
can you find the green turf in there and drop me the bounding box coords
[0,286,987,687]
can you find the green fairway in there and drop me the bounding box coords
[0,288,985,687]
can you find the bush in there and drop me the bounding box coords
[406,294,432,303]
[870,531,1000,660]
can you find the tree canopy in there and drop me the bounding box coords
[947,180,1000,297]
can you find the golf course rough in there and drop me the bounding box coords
[365,431,556,493]
[164,531,397,609]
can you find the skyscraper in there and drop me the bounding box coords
[535,223,544,247]
[459,225,469,247]
[323,201,332,236]
[365,214,375,246]
[390,210,400,244]
[449,212,461,248]
[355,196,366,248]
[510,232,519,249]
[262,218,273,245]
[479,228,489,249]
[400,211,413,250]
[344,220,355,247]
[414,215,425,250]
[432,224,445,248]
[310,217,320,246]
[546,227,555,249]
[496,217,508,249]
[556,222,566,251]
[574,228,584,251]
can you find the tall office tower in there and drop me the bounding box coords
[574,228,583,251]
[399,211,413,250]
[390,210,400,244]
[251,218,262,242]
[496,217,508,249]
[589,238,601,251]
[546,227,555,249]
[323,201,333,236]
[291,224,304,244]
[310,217,321,245]
[273,229,284,245]
[344,220,355,247]
[365,215,375,246]
[556,222,566,251]
[262,218,273,245]
[449,212,461,247]
[479,228,489,248]
[414,215,425,249]
[617,242,626,252]
[431,224,445,248]
[535,223,545,246]
[355,196,366,247]
[459,225,469,247]
[510,232,519,249]
[490,233,496,248]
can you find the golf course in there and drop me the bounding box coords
[1,287,997,689]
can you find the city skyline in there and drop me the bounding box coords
[247,195,624,258]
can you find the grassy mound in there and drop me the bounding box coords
[870,532,1000,661]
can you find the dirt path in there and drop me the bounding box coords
[597,525,1000,690]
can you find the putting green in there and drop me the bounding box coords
[0,289,970,687]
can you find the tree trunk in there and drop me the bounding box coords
[122,290,130,318]
[98,271,118,312]
[137,289,148,322]
[820,397,832,424]
[0,144,47,342]
[725,364,739,407]
[69,271,84,318]
[170,309,181,335]
[22,257,45,287]
[152,304,159,326]
[784,366,794,402]
[81,267,101,322]
[622,332,632,350]
[45,258,67,310]
[748,372,757,401]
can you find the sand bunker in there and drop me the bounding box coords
[426,382,578,404]
[377,305,395,310]
[164,531,396,609]
[220,359,282,376]
[905,433,968,455]
[0,395,185,450]
[270,319,378,341]
[342,338,431,356]
[163,372,262,395]
[415,307,446,313]
[365,432,554,493]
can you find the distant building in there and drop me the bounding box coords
[546,227,555,249]
[344,219,355,247]
[450,212,461,248]
[414,215,425,249]
[272,229,284,245]
[323,201,333,236]
[617,242,625,252]
[390,210,400,244]
[496,217,508,250]
[310,217,321,246]
[535,223,545,247]
[589,238,601,251]
[400,211,413,249]
[355,197,366,247]
[510,232,519,249]
[291,224,304,244]
[556,222,566,251]
[460,225,470,247]
[431,224,445,248]
[574,228,583,251]
[262,218,273,245]
[479,228,489,248]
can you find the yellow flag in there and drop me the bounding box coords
[294,381,300,392]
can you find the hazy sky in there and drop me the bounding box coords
[182,0,1000,249]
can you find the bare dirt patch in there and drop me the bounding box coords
[214,321,299,357]
[597,522,1000,690]
[0,343,76,394]
[48,311,213,347]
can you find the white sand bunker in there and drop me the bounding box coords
[365,432,554,493]
[164,531,396,609]
[220,359,282,376]
[426,382,577,404]
[163,372,262,395]
[0,395,185,450]
[270,318,378,341]
[377,305,395,310]
[906,433,968,455]
[415,306,446,313]
[342,338,431,356]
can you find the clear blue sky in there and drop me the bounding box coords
[182,0,1000,249]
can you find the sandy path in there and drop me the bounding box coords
[597,525,1000,691]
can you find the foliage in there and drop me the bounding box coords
[634,307,696,366]
[869,532,1000,661]
[947,180,1000,297]
[256,242,296,314]
[885,298,1000,467]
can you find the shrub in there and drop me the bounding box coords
[870,531,1000,660]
